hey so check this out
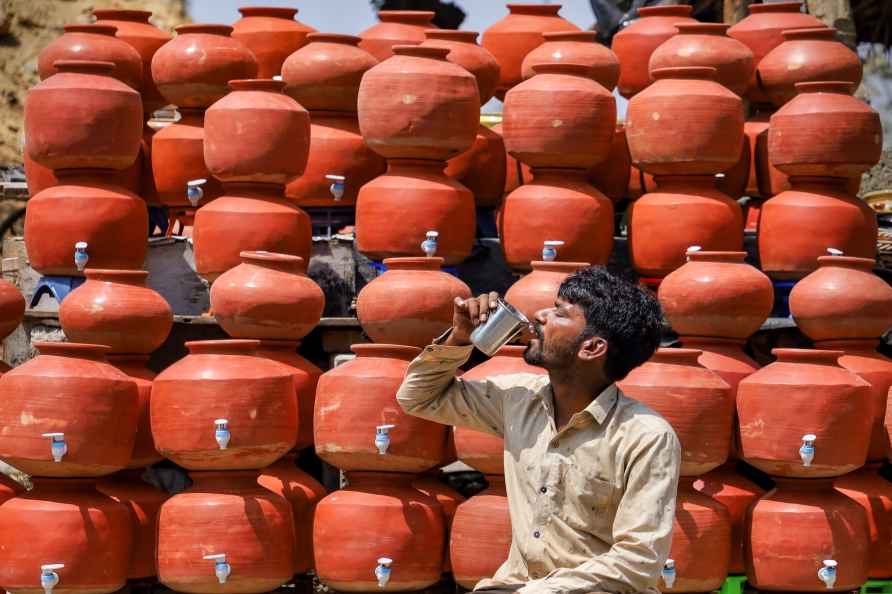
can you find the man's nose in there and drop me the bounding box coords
[534,308,549,324]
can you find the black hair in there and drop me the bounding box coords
[557,266,663,382]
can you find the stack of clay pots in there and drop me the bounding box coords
[232,7,315,78]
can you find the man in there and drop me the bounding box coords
[396,266,681,594]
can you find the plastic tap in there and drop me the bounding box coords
[375,424,396,455]
[800,434,817,467]
[661,559,676,589]
[542,240,564,262]
[203,553,231,584]
[326,174,346,201]
[818,559,837,589]
[74,242,89,272]
[214,419,231,450]
[40,564,64,594]
[186,179,207,207]
[375,557,393,588]
[42,433,67,463]
[421,231,439,257]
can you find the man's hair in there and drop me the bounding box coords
[557,266,663,382]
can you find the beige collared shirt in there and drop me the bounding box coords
[396,342,681,594]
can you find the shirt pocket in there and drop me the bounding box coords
[562,466,617,535]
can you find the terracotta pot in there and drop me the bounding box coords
[717,133,751,200]
[500,168,614,271]
[358,10,436,61]
[257,454,326,575]
[24,136,144,197]
[355,159,475,265]
[205,79,310,185]
[211,252,324,341]
[446,124,507,209]
[757,27,862,107]
[727,2,823,105]
[158,470,294,593]
[60,269,172,354]
[92,9,172,115]
[232,7,315,79]
[745,110,771,198]
[0,342,138,477]
[314,471,444,591]
[356,257,471,348]
[618,348,733,476]
[151,24,258,109]
[758,177,878,280]
[455,346,546,475]
[496,121,533,196]
[0,278,24,341]
[506,260,588,326]
[38,24,143,91]
[255,340,321,452]
[192,182,312,284]
[107,355,161,468]
[588,122,632,202]
[26,60,142,171]
[151,340,298,470]
[315,344,447,472]
[662,478,731,593]
[649,23,754,96]
[737,348,872,478]
[835,463,892,578]
[0,478,132,594]
[151,108,223,207]
[746,477,870,591]
[282,33,378,113]
[98,470,168,579]
[450,476,511,589]
[285,112,386,207]
[521,31,619,91]
[481,4,580,100]
[612,4,696,98]
[422,30,500,104]
[769,81,882,179]
[694,464,765,574]
[627,66,744,176]
[358,45,478,162]
[413,474,466,573]
[503,62,615,170]
[658,251,773,340]
[629,175,744,278]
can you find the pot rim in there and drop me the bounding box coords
[816,255,875,270]
[636,5,694,18]
[747,1,807,13]
[92,9,153,22]
[185,339,260,354]
[350,343,422,360]
[424,29,479,43]
[376,10,435,23]
[530,61,596,77]
[175,23,233,36]
[52,59,117,74]
[381,256,445,270]
[650,347,703,364]
[674,22,731,35]
[84,268,150,282]
[306,32,361,45]
[782,26,837,40]
[793,80,855,94]
[651,65,717,80]
[228,78,286,92]
[542,31,598,42]
[391,44,450,60]
[237,6,299,19]
[685,251,748,263]
[506,4,563,16]
[529,261,590,272]
[770,347,844,364]
[63,23,118,36]
[34,341,112,357]
[239,250,306,268]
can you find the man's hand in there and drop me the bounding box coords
[444,292,500,347]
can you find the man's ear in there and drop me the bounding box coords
[578,336,607,361]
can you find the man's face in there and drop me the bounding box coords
[524,297,589,370]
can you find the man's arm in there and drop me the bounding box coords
[517,429,682,594]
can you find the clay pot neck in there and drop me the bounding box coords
[679,336,747,349]
[386,159,448,175]
[529,167,590,181]
[175,24,233,37]
[675,23,730,36]
[814,339,882,353]
[772,477,836,490]
[530,261,589,273]
[637,5,694,18]
[748,1,807,14]
[377,10,435,24]
[649,348,703,366]
[346,471,418,488]
[30,477,99,492]
[229,79,286,93]
[189,470,260,490]
[186,339,260,356]
[92,9,153,23]
[507,4,562,16]
[382,257,445,271]
[256,339,302,353]
[787,175,851,191]
[53,60,116,75]
[35,341,110,361]
[240,250,307,274]
[392,45,450,61]
[543,31,597,43]
[306,33,360,46]
[815,254,875,272]
[685,251,747,264]
[783,26,837,41]
[651,66,717,81]
[238,6,299,19]
[794,81,855,95]
[64,23,117,36]
[653,174,719,190]
[530,62,594,77]
[83,269,149,286]
[350,343,422,361]
[424,30,479,44]
[771,348,843,366]
[221,181,287,198]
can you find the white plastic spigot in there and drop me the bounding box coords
[800,434,817,467]
[74,241,89,272]
[203,554,231,584]
[542,240,564,262]
[186,179,207,207]
[685,245,702,262]
[421,231,439,257]
[375,557,393,588]
[272,75,283,81]
[40,564,64,594]
[818,559,837,589]
[214,419,231,450]
[42,433,67,463]
[326,174,346,201]
[826,247,844,256]
[375,424,396,455]
[661,559,676,589]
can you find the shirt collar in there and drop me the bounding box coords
[536,382,619,425]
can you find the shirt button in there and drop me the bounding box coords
[533,530,541,539]
[540,486,547,494]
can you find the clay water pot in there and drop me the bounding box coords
[649,23,754,96]
[446,124,507,209]
[618,348,734,476]
[26,60,142,171]
[450,476,511,589]
[746,478,870,591]
[356,257,471,348]
[588,122,632,202]
[626,67,744,176]
[0,478,132,594]
[835,464,892,578]
[726,2,823,104]
[314,471,445,591]
[60,269,172,355]
[151,108,223,207]
[107,355,161,468]
[481,4,580,100]
[92,9,172,115]
[23,136,143,197]
[413,474,466,573]
[282,33,378,113]
[745,110,771,199]
[612,4,696,98]
[757,27,862,107]
[503,62,616,170]
[0,278,24,341]
[205,79,310,186]
[455,346,546,475]
[505,260,589,326]
[500,168,614,271]
[0,342,139,477]
[662,478,731,593]
[151,24,258,109]
[38,24,143,91]
[496,121,533,196]
[358,45,479,162]
[257,454,326,575]
[737,348,872,478]
[314,344,446,472]
[629,175,743,278]
[659,251,773,340]
[158,470,295,593]
[355,159,475,265]
[694,464,765,574]
[151,340,298,470]
[232,7,315,79]
[717,134,751,200]
[358,10,436,61]
[98,470,168,579]
[422,30,500,104]
[192,182,312,284]
[758,177,878,280]
[210,252,324,341]
[521,31,619,91]
[769,81,882,179]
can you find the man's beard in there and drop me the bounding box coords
[523,324,578,370]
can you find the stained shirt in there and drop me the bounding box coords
[396,341,681,594]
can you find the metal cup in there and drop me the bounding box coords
[470,299,531,356]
